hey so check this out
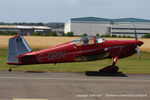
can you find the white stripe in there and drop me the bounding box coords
[66,44,132,55]
[49,43,129,55]
[13,98,48,100]
[66,49,98,55]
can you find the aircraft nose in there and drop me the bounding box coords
[136,40,144,46]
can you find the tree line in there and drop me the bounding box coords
[0,30,150,38]
[0,31,74,37]
[0,22,64,28]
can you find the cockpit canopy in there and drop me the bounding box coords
[72,36,106,46]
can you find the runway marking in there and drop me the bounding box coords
[0,76,150,82]
[13,98,48,100]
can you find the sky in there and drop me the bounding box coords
[0,0,150,23]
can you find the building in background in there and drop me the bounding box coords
[0,25,51,35]
[65,17,110,36]
[111,22,150,37]
[65,17,150,37]
[51,27,64,34]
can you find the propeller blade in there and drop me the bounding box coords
[135,29,141,60]
[137,45,141,60]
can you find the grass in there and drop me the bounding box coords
[0,48,150,74]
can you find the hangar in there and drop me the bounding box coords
[64,17,150,37]
[0,25,51,35]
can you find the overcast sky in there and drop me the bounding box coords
[0,0,149,22]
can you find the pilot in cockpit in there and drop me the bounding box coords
[83,37,89,45]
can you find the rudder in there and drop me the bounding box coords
[7,35,32,64]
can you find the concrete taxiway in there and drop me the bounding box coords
[0,71,149,100]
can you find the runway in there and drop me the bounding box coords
[0,71,149,100]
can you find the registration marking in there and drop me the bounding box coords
[37,51,66,62]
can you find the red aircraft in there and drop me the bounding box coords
[7,35,143,72]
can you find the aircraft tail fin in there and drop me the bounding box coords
[7,35,32,64]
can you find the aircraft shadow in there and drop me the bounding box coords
[85,71,128,77]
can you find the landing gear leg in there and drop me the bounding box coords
[99,56,119,73]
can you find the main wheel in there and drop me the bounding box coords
[99,65,119,73]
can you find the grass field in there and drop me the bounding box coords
[0,36,150,74]
[0,48,150,74]
[0,36,150,52]
[0,36,79,49]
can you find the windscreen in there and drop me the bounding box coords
[72,36,106,46]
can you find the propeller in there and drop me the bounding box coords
[134,29,141,60]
